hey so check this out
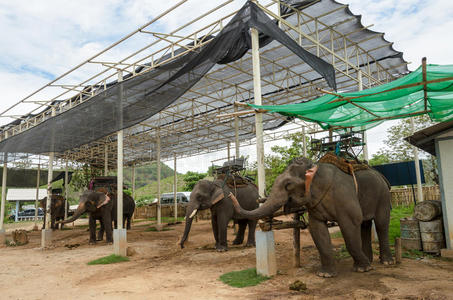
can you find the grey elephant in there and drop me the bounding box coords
[41,194,69,230]
[59,190,114,244]
[231,156,393,277]
[179,179,259,251]
[97,192,136,241]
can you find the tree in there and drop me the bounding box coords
[70,164,103,191]
[368,151,391,166]
[183,171,207,191]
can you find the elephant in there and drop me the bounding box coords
[230,156,393,277]
[96,192,136,241]
[40,195,69,230]
[59,190,114,244]
[179,179,259,251]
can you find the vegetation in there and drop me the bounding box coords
[219,268,270,288]
[389,204,414,244]
[183,171,207,191]
[87,254,129,265]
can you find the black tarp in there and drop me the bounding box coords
[373,161,425,186]
[0,1,335,155]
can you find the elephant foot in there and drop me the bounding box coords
[232,239,244,245]
[380,257,395,265]
[245,241,255,248]
[353,264,373,273]
[106,241,113,245]
[89,240,96,245]
[96,238,103,241]
[316,269,337,278]
[215,245,228,252]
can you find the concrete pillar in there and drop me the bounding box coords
[41,152,54,248]
[302,126,307,157]
[64,160,68,219]
[358,70,369,161]
[33,163,41,230]
[156,132,162,229]
[234,106,240,159]
[131,163,136,200]
[15,201,19,222]
[0,154,6,246]
[410,118,424,203]
[173,154,177,222]
[114,70,127,256]
[104,144,108,176]
[255,231,277,277]
[251,27,266,198]
[227,142,231,161]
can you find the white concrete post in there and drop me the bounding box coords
[410,118,424,203]
[34,163,41,230]
[41,151,54,248]
[302,126,307,157]
[251,26,276,277]
[114,70,127,256]
[251,27,266,198]
[131,163,136,200]
[0,153,7,245]
[64,160,68,219]
[104,144,108,176]
[227,142,231,160]
[174,154,178,222]
[157,132,162,229]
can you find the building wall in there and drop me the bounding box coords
[437,138,453,249]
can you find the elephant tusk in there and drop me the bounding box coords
[189,209,198,219]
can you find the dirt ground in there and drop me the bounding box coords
[1,218,452,300]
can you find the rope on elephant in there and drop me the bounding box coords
[216,173,257,189]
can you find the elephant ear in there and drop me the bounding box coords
[211,189,224,205]
[96,193,111,208]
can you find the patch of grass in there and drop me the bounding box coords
[389,204,414,244]
[219,268,270,288]
[87,254,129,265]
[145,226,173,232]
[330,230,342,239]
[335,244,351,259]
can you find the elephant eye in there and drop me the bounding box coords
[285,182,296,191]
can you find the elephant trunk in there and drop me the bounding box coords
[59,202,86,224]
[179,202,199,249]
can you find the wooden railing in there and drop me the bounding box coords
[391,185,440,207]
[134,204,211,220]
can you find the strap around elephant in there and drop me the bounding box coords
[306,167,334,210]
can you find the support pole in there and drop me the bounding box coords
[41,152,54,248]
[302,126,307,157]
[104,144,108,176]
[33,162,41,230]
[131,163,136,200]
[234,106,240,158]
[251,26,276,277]
[157,132,162,229]
[358,70,369,161]
[410,118,424,203]
[64,160,68,220]
[173,154,178,222]
[0,153,7,246]
[227,142,231,160]
[114,70,127,256]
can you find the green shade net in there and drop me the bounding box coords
[249,64,453,130]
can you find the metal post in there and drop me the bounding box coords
[173,154,177,222]
[358,70,369,161]
[104,144,108,176]
[114,70,127,256]
[34,162,41,230]
[41,151,54,248]
[227,142,231,160]
[0,154,7,239]
[410,118,424,202]
[157,132,162,229]
[302,126,307,157]
[131,163,136,200]
[234,106,240,159]
[64,160,68,219]
[251,27,266,198]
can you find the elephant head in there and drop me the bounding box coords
[179,180,224,249]
[230,157,318,219]
[59,190,109,224]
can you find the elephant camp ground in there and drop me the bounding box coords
[1,212,452,300]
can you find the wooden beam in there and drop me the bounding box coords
[422,57,428,111]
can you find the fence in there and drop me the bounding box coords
[134,204,211,220]
[391,185,440,206]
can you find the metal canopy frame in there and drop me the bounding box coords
[0,0,408,169]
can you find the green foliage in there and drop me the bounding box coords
[70,164,103,191]
[123,189,132,196]
[134,174,186,203]
[87,254,129,265]
[183,171,207,191]
[368,151,391,166]
[335,244,351,259]
[219,268,270,288]
[122,162,176,189]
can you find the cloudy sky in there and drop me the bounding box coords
[0,0,452,173]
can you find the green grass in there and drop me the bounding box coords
[389,204,414,244]
[87,254,129,265]
[219,268,270,288]
[330,230,343,239]
[145,226,173,232]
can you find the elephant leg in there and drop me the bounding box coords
[245,219,257,247]
[361,220,373,263]
[89,216,97,244]
[126,215,132,230]
[51,217,56,230]
[97,219,105,241]
[211,213,219,248]
[374,211,394,265]
[309,215,337,277]
[216,213,229,252]
[104,213,113,244]
[338,217,371,273]
[232,219,247,245]
[59,217,64,230]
